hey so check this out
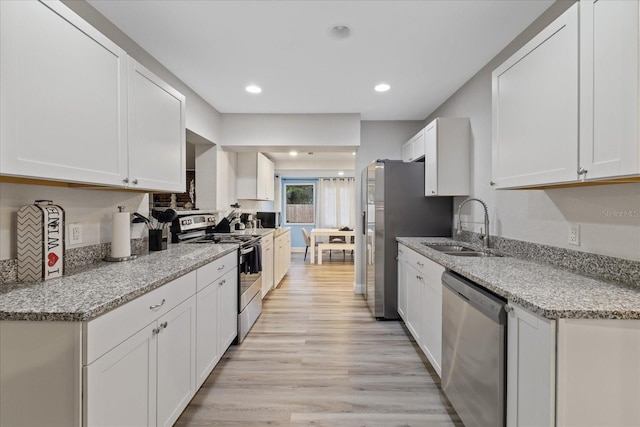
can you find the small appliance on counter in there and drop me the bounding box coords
[17,200,65,282]
[256,211,279,228]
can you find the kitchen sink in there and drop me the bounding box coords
[422,243,503,257]
[447,251,503,258]
[423,244,475,252]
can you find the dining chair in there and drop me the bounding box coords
[301,228,311,261]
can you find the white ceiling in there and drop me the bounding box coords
[87,0,553,121]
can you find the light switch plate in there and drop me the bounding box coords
[568,223,580,246]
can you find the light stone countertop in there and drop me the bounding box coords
[397,237,640,320]
[0,243,238,322]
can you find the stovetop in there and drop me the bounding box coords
[191,233,260,245]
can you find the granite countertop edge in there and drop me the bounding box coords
[397,237,640,320]
[0,244,239,322]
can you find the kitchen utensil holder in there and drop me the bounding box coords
[149,229,168,251]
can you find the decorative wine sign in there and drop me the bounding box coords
[17,200,65,282]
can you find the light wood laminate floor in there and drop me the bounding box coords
[176,253,462,426]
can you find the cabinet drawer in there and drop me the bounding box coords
[196,252,236,292]
[84,270,196,364]
[405,247,444,283]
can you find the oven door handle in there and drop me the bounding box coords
[240,247,254,255]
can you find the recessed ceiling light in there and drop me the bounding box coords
[351,152,356,155]
[374,83,390,92]
[246,85,262,94]
[289,151,298,156]
[338,171,345,176]
[328,24,352,40]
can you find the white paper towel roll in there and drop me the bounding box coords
[111,209,131,258]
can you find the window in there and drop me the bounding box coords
[284,183,315,224]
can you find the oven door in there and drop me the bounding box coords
[237,243,263,343]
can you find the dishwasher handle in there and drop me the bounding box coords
[442,271,507,325]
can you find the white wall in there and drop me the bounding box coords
[0,1,224,261]
[353,121,425,289]
[62,0,223,144]
[425,0,640,261]
[0,183,148,260]
[222,114,361,148]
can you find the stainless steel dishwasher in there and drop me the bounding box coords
[441,271,507,427]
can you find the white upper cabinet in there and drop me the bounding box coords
[237,152,275,200]
[0,0,128,186]
[492,4,579,189]
[0,0,186,192]
[579,0,640,181]
[424,118,470,196]
[128,59,186,193]
[402,129,426,162]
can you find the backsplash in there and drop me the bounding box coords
[0,238,147,285]
[456,231,640,288]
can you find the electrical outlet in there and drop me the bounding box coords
[568,223,580,246]
[69,223,82,244]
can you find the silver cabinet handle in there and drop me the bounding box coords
[149,299,166,310]
[123,178,129,184]
[219,279,226,286]
[577,167,588,175]
[217,264,225,271]
[152,327,161,336]
[160,321,168,329]
[431,190,436,194]
[132,179,138,185]
[490,181,496,186]
[417,261,424,267]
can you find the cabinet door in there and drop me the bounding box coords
[84,323,157,427]
[396,246,408,321]
[405,264,423,344]
[0,0,127,186]
[128,58,186,193]
[424,120,438,196]
[492,4,579,188]
[196,280,220,388]
[219,268,239,352]
[506,303,556,427]
[156,297,196,427]
[265,156,275,200]
[421,275,442,377]
[401,140,414,162]
[262,237,274,297]
[580,0,639,180]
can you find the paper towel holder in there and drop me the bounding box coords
[104,206,139,262]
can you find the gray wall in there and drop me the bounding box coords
[425,0,640,261]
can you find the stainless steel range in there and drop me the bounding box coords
[171,213,263,343]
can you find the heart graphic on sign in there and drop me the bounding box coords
[48,253,59,267]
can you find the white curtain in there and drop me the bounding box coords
[317,178,356,228]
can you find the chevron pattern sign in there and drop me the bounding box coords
[17,201,65,282]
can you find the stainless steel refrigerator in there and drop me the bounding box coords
[361,160,452,319]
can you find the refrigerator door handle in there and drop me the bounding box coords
[362,212,366,235]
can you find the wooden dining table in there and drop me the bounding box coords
[309,228,355,264]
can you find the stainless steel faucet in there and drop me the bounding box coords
[456,198,490,248]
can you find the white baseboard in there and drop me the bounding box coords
[354,282,365,295]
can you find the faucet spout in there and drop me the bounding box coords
[456,198,490,248]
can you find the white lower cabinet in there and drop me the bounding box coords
[405,263,423,345]
[0,254,240,427]
[398,244,444,377]
[261,233,275,297]
[84,273,197,427]
[506,303,556,427]
[396,245,408,321]
[195,252,237,388]
[85,323,157,427]
[274,229,291,287]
